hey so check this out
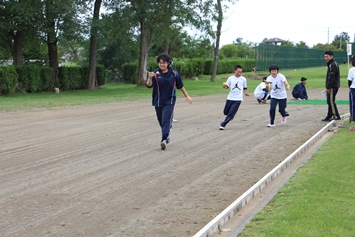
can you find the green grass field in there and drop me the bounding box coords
[239,120,355,237]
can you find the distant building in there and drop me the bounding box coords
[264,37,285,45]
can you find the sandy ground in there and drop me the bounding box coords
[0,88,349,237]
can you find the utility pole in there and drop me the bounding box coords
[327,27,329,44]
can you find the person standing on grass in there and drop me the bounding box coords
[219,65,249,130]
[146,53,192,150]
[265,64,290,127]
[347,55,355,123]
[322,50,341,122]
[292,77,308,100]
[254,76,270,104]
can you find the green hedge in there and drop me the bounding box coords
[42,67,55,91]
[59,66,84,90]
[0,66,18,95]
[122,58,256,83]
[122,62,138,84]
[59,65,106,90]
[15,65,42,92]
[0,65,105,95]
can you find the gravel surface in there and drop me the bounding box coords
[0,88,349,237]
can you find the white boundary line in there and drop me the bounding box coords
[194,113,349,237]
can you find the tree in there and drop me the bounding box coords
[219,44,238,59]
[312,43,337,51]
[210,0,223,82]
[210,0,237,82]
[281,40,295,47]
[332,32,350,51]
[41,0,86,82]
[106,0,214,86]
[0,0,41,65]
[88,0,102,90]
[233,38,255,58]
[295,41,309,48]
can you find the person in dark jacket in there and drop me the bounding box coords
[292,77,308,100]
[146,53,192,150]
[322,50,341,121]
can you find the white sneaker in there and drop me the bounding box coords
[173,119,177,122]
[161,140,167,150]
[267,124,275,127]
[219,125,225,130]
[281,117,287,124]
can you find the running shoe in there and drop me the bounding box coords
[219,125,225,130]
[161,140,167,150]
[267,124,275,127]
[281,117,287,124]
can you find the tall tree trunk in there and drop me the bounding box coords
[88,0,102,90]
[163,38,169,54]
[137,21,149,86]
[47,21,59,84]
[45,1,59,84]
[210,0,223,82]
[11,31,24,65]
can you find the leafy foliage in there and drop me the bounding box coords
[0,66,18,95]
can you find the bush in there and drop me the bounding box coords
[122,62,137,84]
[95,65,106,86]
[0,66,18,95]
[59,66,84,90]
[59,65,106,90]
[123,58,256,82]
[41,67,55,91]
[15,65,42,93]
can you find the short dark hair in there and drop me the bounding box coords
[301,77,307,81]
[269,64,279,72]
[352,55,355,67]
[324,50,334,56]
[262,76,267,81]
[157,53,172,66]
[234,65,243,70]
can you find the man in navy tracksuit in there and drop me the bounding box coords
[146,53,192,150]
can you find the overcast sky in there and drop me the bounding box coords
[219,0,355,47]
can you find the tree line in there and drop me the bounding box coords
[0,0,351,88]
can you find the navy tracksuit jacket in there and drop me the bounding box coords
[147,68,184,142]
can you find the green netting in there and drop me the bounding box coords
[255,44,350,72]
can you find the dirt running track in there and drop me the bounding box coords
[0,88,349,237]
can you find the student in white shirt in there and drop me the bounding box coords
[254,76,270,104]
[265,64,290,127]
[219,65,250,130]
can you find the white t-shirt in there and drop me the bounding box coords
[348,67,355,88]
[254,81,267,99]
[266,73,288,99]
[226,75,247,101]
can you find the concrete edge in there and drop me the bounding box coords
[193,113,350,237]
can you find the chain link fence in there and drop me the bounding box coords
[255,43,353,72]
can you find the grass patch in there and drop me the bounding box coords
[239,122,355,237]
[0,64,350,112]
